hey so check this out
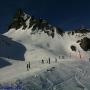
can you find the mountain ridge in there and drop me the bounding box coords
[8,9,64,38]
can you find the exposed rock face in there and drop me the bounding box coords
[74,28,90,33]
[70,45,76,51]
[78,37,90,51]
[8,9,64,38]
[68,28,90,36]
[8,9,28,30]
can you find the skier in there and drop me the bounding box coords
[59,56,60,59]
[47,60,48,63]
[27,64,29,71]
[49,58,50,64]
[55,58,57,63]
[42,59,44,64]
[62,56,64,59]
[29,61,31,69]
[78,50,81,59]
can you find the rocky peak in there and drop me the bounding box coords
[8,9,64,38]
[14,9,24,18]
[8,9,29,30]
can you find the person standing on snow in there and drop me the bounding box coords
[27,64,29,71]
[29,61,31,69]
[59,56,60,59]
[55,58,57,63]
[42,59,44,64]
[49,58,50,64]
[62,56,64,59]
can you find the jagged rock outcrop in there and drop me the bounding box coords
[8,9,64,38]
[70,45,76,51]
[77,37,90,51]
[8,9,28,30]
[68,28,90,36]
[74,28,90,33]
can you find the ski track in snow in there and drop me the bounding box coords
[0,58,90,90]
[75,72,88,90]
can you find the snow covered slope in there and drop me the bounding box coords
[0,9,90,90]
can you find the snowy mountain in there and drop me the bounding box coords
[0,9,90,90]
[4,9,90,60]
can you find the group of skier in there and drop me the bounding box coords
[26,56,90,71]
[27,61,31,71]
[26,55,65,71]
[42,57,51,64]
[42,56,64,64]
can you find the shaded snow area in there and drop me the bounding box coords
[0,58,11,68]
[0,34,26,60]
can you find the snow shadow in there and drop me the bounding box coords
[0,35,26,61]
[0,58,11,68]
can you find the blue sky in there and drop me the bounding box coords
[0,0,90,33]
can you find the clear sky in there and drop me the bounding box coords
[0,0,90,33]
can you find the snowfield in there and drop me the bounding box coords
[1,60,90,90]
